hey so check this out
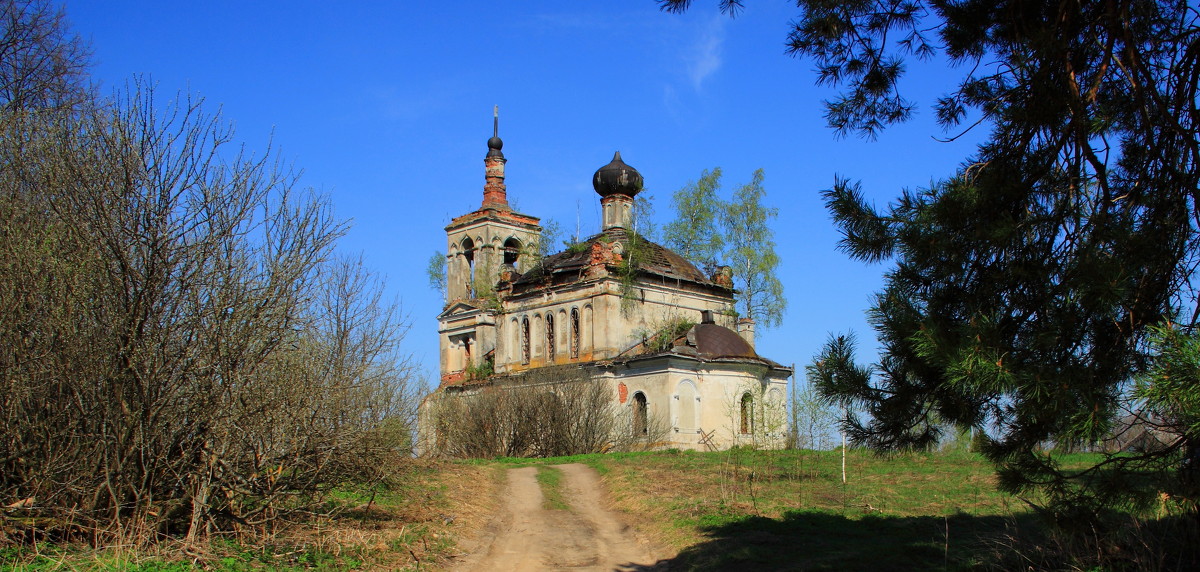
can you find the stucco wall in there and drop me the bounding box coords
[597,357,790,451]
[494,278,734,374]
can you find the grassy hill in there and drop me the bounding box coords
[486,447,1191,571]
[3,449,1191,570]
[589,448,1031,571]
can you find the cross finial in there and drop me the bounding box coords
[493,105,499,138]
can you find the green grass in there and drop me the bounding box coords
[7,451,1187,571]
[449,448,1035,569]
[0,545,200,571]
[577,448,1076,570]
[536,466,571,511]
[0,540,365,572]
[565,447,1198,571]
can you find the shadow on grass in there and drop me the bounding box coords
[643,510,1040,571]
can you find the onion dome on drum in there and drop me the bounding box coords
[592,151,643,198]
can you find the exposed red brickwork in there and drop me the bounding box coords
[446,207,540,231]
[482,155,508,208]
[509,227,729,296]
[441,370,467,385]
[589,240,620,266]
[712,266,734,288]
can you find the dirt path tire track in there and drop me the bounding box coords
[450,463,666,571]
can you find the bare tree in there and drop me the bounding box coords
[789,381,837,450]
[0,79,417,544]
[0,0,91,112]
[0,0,417,547]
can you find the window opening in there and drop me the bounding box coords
[462,237,476,297]
[740,393,754,434]
[570,308,580,359]
[545,312,556,361]
[503,237,521,267]
[633,392,648,437]
[521,317,530,364]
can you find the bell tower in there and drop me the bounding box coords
[438,108,541,384]
[443,107,541,302]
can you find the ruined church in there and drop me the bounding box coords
[426,121,791,451]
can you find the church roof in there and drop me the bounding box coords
[608,322,788,370]
[688,322,757,359]
[611,311,782,367]
[508,227,724,294]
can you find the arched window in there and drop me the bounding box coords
[509,317,520,363]
[633,392,648,437]
[521,316,530,364]
[569,307,580,359]
[503,237,521,267]
[462,237,476,297]
[740,393,754,434]
[545,312,556,361]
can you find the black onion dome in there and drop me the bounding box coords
[592,151,643,197]
[486,135,504,158]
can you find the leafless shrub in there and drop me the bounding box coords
[789,381,837,450]
[0,80,418,545]
[423,367,669,458]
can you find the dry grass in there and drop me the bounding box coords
[238,459,504,570]
[600,454,724,552]
[330,459,503,570]
[435,461,505,554]
[200,459,501,570]
[0,460,505,571]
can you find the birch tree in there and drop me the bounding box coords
[663,167,725,274]
[722,169,785,329]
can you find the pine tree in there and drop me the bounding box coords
[664,0,1200,515]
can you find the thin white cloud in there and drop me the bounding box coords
[685,15,725,90]
[661,83,680,120]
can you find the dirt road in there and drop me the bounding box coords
[450,463,666,571]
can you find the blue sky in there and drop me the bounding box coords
[66,1,984,389]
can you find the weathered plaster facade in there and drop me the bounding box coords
[428,126,790,451]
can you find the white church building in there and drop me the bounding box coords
[424,121,791,451]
